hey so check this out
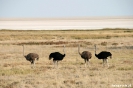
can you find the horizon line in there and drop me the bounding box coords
[0,16,133,21]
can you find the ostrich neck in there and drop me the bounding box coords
[95,54,98,57]
[78,51,81,56]
[63,45,65,55]
[78,45,81,55]
[23,45,25,57]
[94,46,97,54]
[78,49,81,55]
[63,54,65,57]
[94,46,98,57]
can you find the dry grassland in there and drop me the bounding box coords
[0,29,133,88]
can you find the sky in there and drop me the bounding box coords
[0,0,133,18]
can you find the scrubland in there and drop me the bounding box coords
[0,29,133,88]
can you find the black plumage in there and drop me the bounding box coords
[49,45,65,68]
[78,44,92,67]
[49,52,65,61]
[95,51,112,59]
[94,44,112,67]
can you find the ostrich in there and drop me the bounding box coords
[23,45,39,68]
[49,45,65,68]
[94,44,112,67]
[78,44,92,67]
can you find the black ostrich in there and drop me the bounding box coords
[94,44,112,67]
[23,45,39,68]
[78,44,92,67]
[49,45,65,68]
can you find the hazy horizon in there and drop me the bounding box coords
[0,16,133,20]
[0,17,133,30]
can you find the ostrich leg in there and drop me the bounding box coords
[56,61,58,68]
[53,60,58,68]
[31,60,36,68]
[53,60,56,68]
[106,59,109,67]
[88,59,90,67]
[84,59,87,68]
[103,59,105,67]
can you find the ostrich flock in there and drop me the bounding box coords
[23,44,112,68]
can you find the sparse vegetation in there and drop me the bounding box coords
[101,42,107,46]
[0,28,133,41]
[0,29,133,88]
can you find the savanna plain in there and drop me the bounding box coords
[0,29,133,88]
